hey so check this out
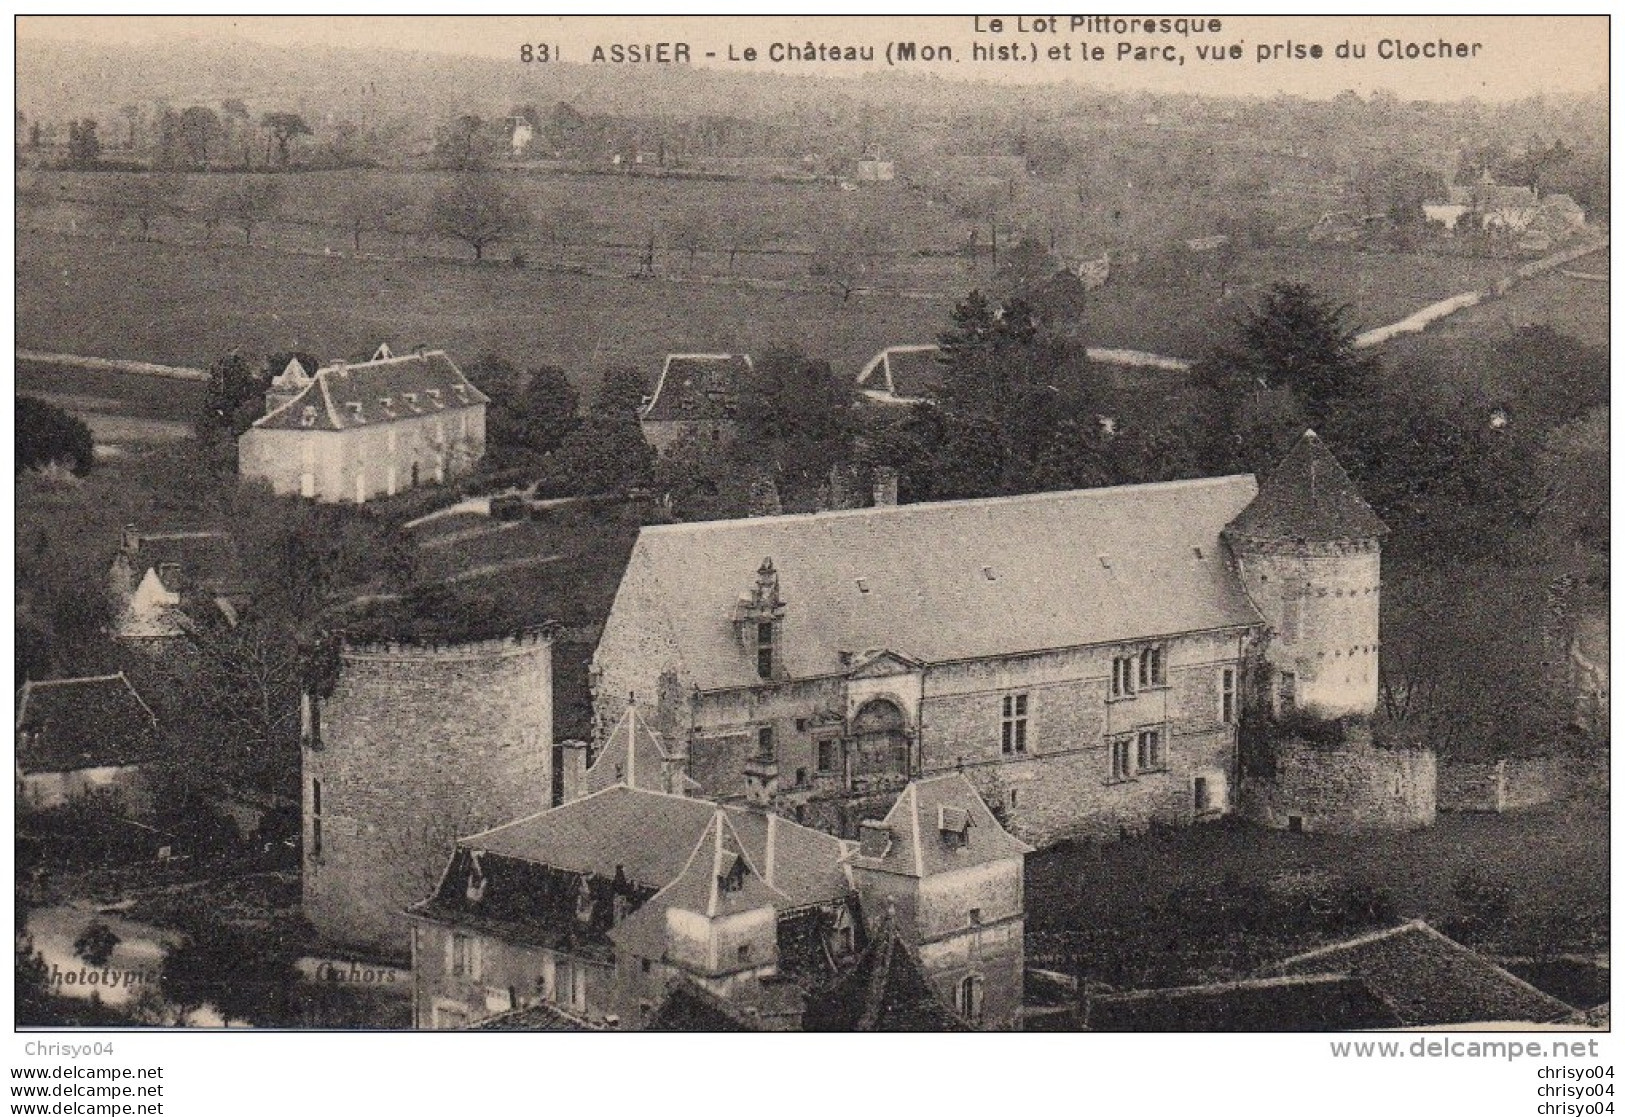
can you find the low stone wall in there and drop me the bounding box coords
[1441,751,1610,814]
[1241,735,1436,834]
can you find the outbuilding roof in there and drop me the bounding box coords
[251,349,487,432]
[844,773,1032,879]
[607,474,1265,692]
[15,673,162,774]
[640,354,753,424]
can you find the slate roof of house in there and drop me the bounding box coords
[1223,430,1388,543]
[856,345,945,403]
[844,773,1031,879]
[123,530,242,594]
[1082,973,1403,1032]
[466,1003,601,1031]
[608,811,789,960]
[646,979,765,1031]
[612,474,1265,691]
[1272,921,1575,1027]
[251,350,487,432]
[640,354,753,423]
[804,921,971,1032]
[15,673,162,774]
[585,704,678,796]
[460,785,850,909]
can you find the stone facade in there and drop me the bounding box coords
[239,408,484,504]
[602,628,1250,848]
[303,633,554,958]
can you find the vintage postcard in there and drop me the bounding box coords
[11,13,1609,1095]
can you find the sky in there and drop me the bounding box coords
[14,15,1609,102]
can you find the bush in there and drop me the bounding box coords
[16,396,94,475]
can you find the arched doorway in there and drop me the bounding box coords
[851,698,909,778]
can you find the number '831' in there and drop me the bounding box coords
[520,44,556,63]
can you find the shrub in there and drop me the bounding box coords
[16,396,94,475]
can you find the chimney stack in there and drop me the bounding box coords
[121,524,140,556]
[558,740,591,805]
[871,466,899,508]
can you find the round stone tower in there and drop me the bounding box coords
[302,630,554,959]
[1223,430,1388,720]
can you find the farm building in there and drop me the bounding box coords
[638,353,753,456]
[16,673,162,815]
[855,345,944,405]
[238,346,488,504]
[108,525,244,644]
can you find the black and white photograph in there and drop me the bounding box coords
[8,11,1613,1106]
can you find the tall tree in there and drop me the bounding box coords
[64,119,101,169]
[196,349,267,444]
[593,365,650,418]
[1198,282,1376,428]
[260,112,311,167]
[178,105,220,168]
[429,173,529,262]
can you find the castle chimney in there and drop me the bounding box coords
[559,740,591,805]
[121,524,140,556]
[871,466,899,508]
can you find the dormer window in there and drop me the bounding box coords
[403,392,419,410]
[300,405,317,428]
[756,621,775,679]
[426,388,444,408]
[938,805,972,849]
[346,401,365,423]
[379,396,393,410]
[453,384,469,402]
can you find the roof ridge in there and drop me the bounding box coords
[457,784,629,844]
[1276,918,1431,967]
[641,473,1258,536]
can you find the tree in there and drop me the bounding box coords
[544,411,654,497]
[196,349,266,444]
[509,365,580,457]
[178,105,220,168]
[99,172,178,240]
[16,396,94,475]
[721,214,768,273]
[338,183,414,254]
[806,219,873,302]
[435,113,492,170]
[734,346,858,503]
[1199,282,1376,428]
[160,917,301,1026]
[216,178,282,246]
[64,118,101,169]
[667,212,712,269]
[534,202,588,267]
[260,112,312,168]
[1351,157,1446,225]
[429,173,529,262]
[593,365,650,418]
[73,921,121,968]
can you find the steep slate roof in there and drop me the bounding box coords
[1272,921,1575,1027]
[614,475,1264,692]
[856,345,945,403]
[15,674,162,774]
[845,773,1032,879]
[609,811,787,960]
[585,703,677,795]
[461,785,850,909]
[804,921,971,1032]
[1223,430,1388,543]
[125,530,242,594]
[1083,973,1403,1032]
[466,1003,600,1031]
[251,350,487,432]
[641,354,753,423]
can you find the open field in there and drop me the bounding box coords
[19,229,1522,391]
[1027,799,1608,984]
